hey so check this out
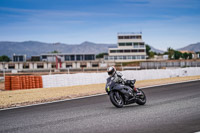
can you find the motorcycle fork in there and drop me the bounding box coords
[115,91,121,100]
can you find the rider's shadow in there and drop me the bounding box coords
[106,104,148,110]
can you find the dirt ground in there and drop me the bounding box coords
[0,75,200,109]
[0,82,4,91]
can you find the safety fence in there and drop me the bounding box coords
[5,76,43,90]
[140,61,200,69]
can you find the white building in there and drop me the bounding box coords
[104,32,146,62]
[13,54,26,62]
[41,53,96,62]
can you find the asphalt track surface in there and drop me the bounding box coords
[0,81,200,133]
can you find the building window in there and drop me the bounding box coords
[70,55,75,61]
[131,49,137,52]
[139,49,145,52]
[37,63,44,68]
[23,64,29,69]
[104,56,108,60]
[52,64,56,68]
[85,55,94,60]
[31,56,40,61]
[66,65,72,68]
[124,36,130,39]
[134,43,139,45]
[128,56,132,59]
[124,50,130,53]
[117,50,123,53]
[42,55,47,59]
[119,43,125,46]
[65,55,76,61]
[141,55,145,59]
[118,36,123,39]
[139,43,145,48]
[118,56,123,60]
[134,43,139,48]
[65,55,70,61]
[80,64,87,68]
[136,55,141,59]
[92,63,99,67]
[130,36,135,39]
[126,43,132,46]
[76,55,83,61]
[8,64,15,69]
[110,50,116,53]
[136,36,142,39]
[109,56,114,60]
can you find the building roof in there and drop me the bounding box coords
[40,53,96,56]
[117,32,142,35]
[179,50,195,54]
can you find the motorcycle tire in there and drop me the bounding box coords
[110,91,124,108]
[136,89,146,105]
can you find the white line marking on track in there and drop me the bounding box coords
[0,79,199,111]
[141,79,200,89]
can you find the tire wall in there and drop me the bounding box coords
[4,75,43,90]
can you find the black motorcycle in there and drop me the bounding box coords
[105,77,146,108]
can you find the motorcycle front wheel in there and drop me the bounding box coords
[109,91,124,108]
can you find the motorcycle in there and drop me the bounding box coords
[105,77,146,108]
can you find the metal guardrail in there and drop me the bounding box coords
[140,61,200,69]
[117,32,142,35]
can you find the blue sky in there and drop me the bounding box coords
[0,0,200,50]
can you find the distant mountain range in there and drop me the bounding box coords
[0,41,115,57]
[0,41,199,57]
[149,45,164,54]
[177,42,200,52]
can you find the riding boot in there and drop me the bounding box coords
[134,87,142,95]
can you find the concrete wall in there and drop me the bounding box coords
[42,67,200,88]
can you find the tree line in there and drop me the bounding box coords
[146,45,198,60]
[0,55,11,62]
[165,47,193,60]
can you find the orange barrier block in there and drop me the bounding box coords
[34,76,40,88]
[29,76,33,89]
[32,76,36,88]
[6,75,43,91]
[5,76,11,90]
[19,76,23,89]
[21,76,26,89]
[25,76,30,89]
[39,76,43,88]
[11,76,21,90]
[22,76,26,89]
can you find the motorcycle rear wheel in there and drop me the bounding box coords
[110,91,124,108]
[136,89,146,105]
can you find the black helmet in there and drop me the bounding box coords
[107,66,116,76]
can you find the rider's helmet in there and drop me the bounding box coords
[107,66,116,76]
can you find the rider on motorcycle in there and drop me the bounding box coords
[107,66,139,94]
[106,66,146,107]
